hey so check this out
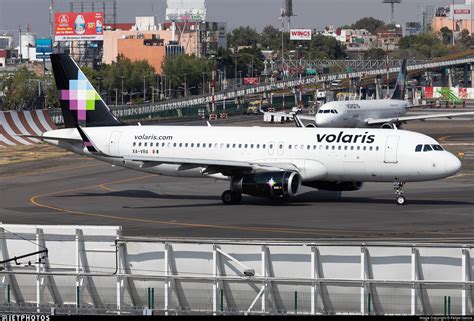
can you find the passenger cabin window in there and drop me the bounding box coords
[415,144,422,152]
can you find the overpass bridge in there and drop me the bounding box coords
[49,52,474,125]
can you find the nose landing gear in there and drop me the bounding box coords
[393,181,406,205]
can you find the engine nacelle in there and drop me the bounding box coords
[304,181,364,191]
[305,123,317,128]
[232,171,302,199]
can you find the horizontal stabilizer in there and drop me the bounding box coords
[16,134,82,143]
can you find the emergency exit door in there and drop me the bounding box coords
[384,135,399,163]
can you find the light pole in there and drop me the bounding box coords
[114,88,118,106]
[202,72,206,95]
[233,50,239,88]
[143,75,147,100]
[96,76,103,94]
[183,73,187,97]
[120,76,125,105]
[239,71,243,86]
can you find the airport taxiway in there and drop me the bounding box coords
[0,114,473,241]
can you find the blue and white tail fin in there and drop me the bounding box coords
[391,59,407,100]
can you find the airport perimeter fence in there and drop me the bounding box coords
[0,224,473,316]
[0,287,465,316]
[47,94,312,126]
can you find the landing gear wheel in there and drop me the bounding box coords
[221,190,242,205]
[396,196,406,206]
[393,181,406,205]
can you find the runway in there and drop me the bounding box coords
[0,115,473,241]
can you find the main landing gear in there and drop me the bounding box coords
[393,181,406,205]
[221,190,242,205]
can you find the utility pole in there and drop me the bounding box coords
[183,73,187,97]
[202,72,206,94]
[143,75,147,100]
[452,0,456,46]
[233,50,238,88]
[120,76,125,105]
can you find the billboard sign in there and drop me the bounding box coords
[54,12,104,41]
[243,77,259,85]
[290,29,312,41]
[450,4,472,20]
[166,0,206,22]
[36,38,52,54]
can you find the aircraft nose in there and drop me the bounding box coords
[445,153,462,176]
[315,115,332,127]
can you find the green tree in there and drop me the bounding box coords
[260,25,281,50]
[398,33,449,59]
[305,34,346,59]
[440,27,453,45]
[42,74,60,109]
[227,26,260,48]
[351,17,386,33]
[102,55,156,104]
[363,48,386,60]
[458,29,473,49]
[162,54,212,97]
[0,67,41,110]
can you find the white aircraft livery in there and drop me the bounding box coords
[293,60,474,128]
[23,54,463,205]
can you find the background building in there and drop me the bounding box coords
[432,0,474,34]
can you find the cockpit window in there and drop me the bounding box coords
[432,144,444,151]
[415,144,422,152]
[330,110,336,114]
[324,110,331,114]
[318,110,324,114]
[423,145,433,152]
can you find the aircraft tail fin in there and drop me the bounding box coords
[391,59,407,100]
[50,53,124,128]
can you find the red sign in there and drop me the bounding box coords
[243,78,259,85]
[424,87,434,99]
[54,12,104,41]
[290,29,312,41]
[454,9,470,14]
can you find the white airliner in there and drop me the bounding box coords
[288,60,474,128]
[23,54,463,206]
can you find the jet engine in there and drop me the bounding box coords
[303,181,364,191]
[232,171,302,199]
[305,123,317,128]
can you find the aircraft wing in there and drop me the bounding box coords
[366,111,474,126]
[264,111,315,121]
[123,156,302,177]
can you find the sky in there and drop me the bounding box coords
[0,0,467,38]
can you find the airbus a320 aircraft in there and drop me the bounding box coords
[292,60,474,128]
[23,54,462,205]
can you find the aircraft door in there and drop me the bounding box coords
[384,135,399,163]
[109,131,122,156]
